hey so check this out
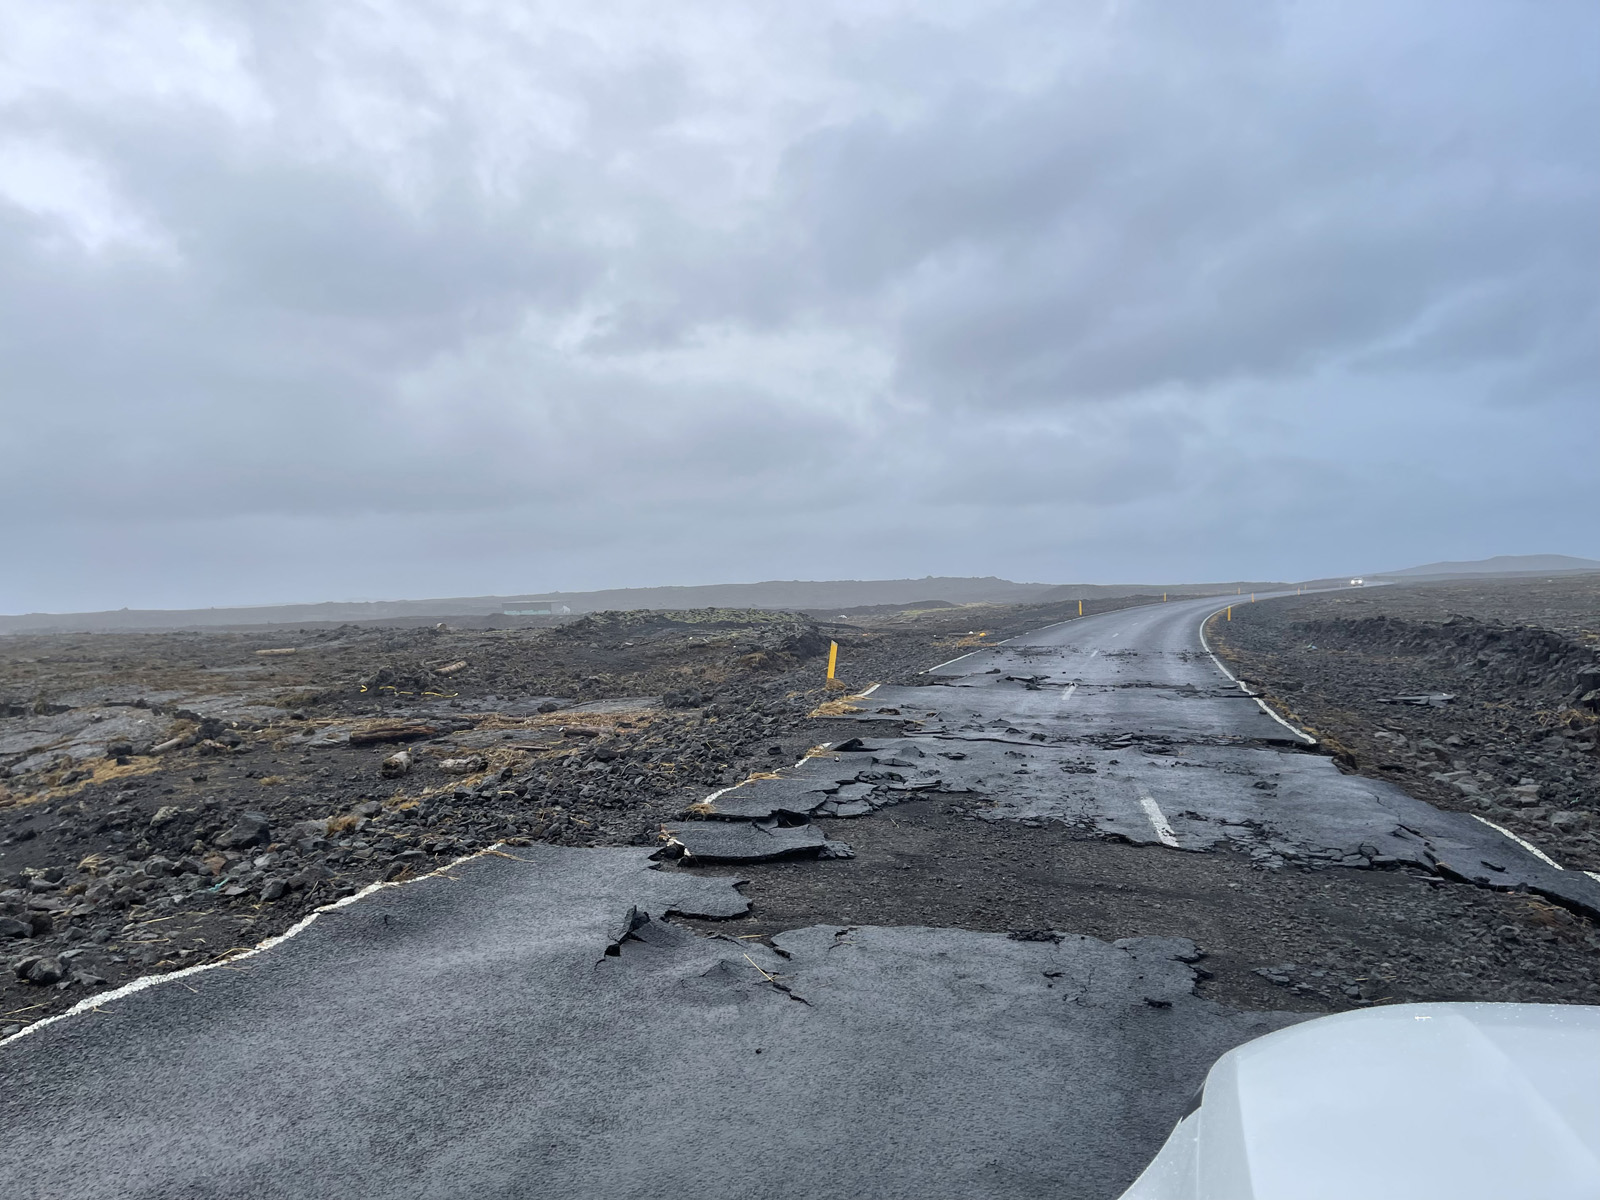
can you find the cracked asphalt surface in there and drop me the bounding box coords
[818,596,1600,915]
[2,847,1292,1200]
[4,592,1598,1199]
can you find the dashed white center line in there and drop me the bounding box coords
[1062,684,1077,702]
[1138,793,1179,848]
[1089,649,1099,659]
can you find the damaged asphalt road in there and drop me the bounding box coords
[4,592,1599,1199]
[773,596,1600,916]
[0,846,1294,1200]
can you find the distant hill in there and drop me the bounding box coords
[516,577,1062,612]
[1378,554,1600,579]
[0,577,1061,635]
[0,574,1292,635]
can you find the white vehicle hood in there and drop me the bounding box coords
[1121,1002,1600,1200]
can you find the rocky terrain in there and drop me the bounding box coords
[681,581,1600,1017]
[0,595,1152,1033]
[7,578,1597,1040]
[1211,576,1600,871]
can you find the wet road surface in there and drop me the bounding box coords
[711,595,1600,912]
[5,594,1595,1199]
[1,847,1290,1199]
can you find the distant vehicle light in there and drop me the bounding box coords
[1349,578,1364,585]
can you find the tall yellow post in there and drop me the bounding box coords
[827,641,838,680]
[1251,593,1255,603]
[1163,592,1167,602]
[1227,606,1232,621]
[1078,600,1083,616]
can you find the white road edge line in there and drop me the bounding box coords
[1197,603,1595,885]
[1062,684,1077,702]
[1469,814,1600,882]
[1197,607,1317,746]
[713,740,849,810]
[1469,814,1562,868]
[924,650,979,673]
[0,843,509,1049]
[1138,794,1180,848]
[793,742,833,769]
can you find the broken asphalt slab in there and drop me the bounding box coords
[833,596,1600,920]
[698,771,846,820]
[0,844,1296,1200]
[660,818,851,862]
[842,679,1308,746]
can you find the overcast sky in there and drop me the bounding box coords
[2,1,1595,612]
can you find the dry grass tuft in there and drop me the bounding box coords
[1311,729,1358,768]
[22,756,165,807]
[497,708,663,734]
[809,697,864,718]
[1515,897,1580,928]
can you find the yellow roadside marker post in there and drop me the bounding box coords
[1079,600,1083,616]
[1227,606,1232,621]
[827,641,838,681]
[1163,592,1167,602]
[1251,593,1255,603]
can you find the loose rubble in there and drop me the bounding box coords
[1212,576,1600,871]
[8,579,1595,1035]
[2,598,1133,1029]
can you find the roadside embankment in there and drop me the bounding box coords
[0,594,1169,1032]
[1210,577,1600,872]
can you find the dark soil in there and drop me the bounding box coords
[0,594,1162,1033]
[1209,576,1600,870]
[7,579,1596,1037]
[676,800,1600,1013]
[670,577,1600,1018]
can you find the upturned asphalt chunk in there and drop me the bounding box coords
[0,846,1295,1200]
[7,594,1592,1199]
[660,818,852,862]
[798,596,1600,917]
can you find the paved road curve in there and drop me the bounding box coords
[4,594,1595,1199]
[795,594,1600,912]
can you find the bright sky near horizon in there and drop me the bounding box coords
[2,1,1595,612]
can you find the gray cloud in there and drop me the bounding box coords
[0,0,1595,611]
